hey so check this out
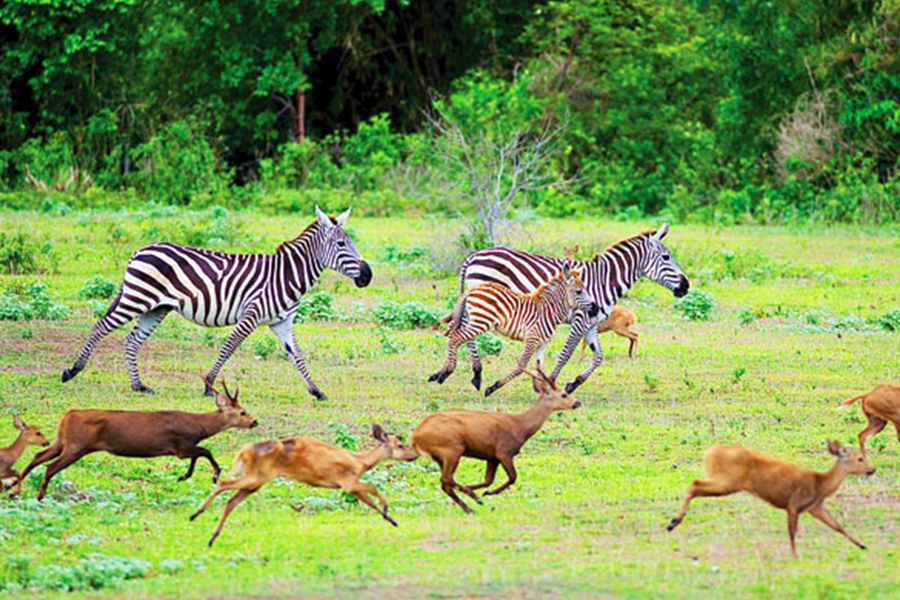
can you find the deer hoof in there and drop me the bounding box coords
[666,519,680,532]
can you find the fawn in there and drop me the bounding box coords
[412,368,580,514]
[429,262,599,397]
[17,372,257,500]
[579,306,639,360]
[840,383,900,457]
[667,441,875,557]
[190,424,418,547]
[0,416,50,496]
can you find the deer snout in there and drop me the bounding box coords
[571,400,582,409]
[250,420,260,429]
[41,439,51,447]
[867,466,876,476]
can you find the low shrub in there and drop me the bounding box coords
[880,309,900,332]
[0,554,151,593]
[374,301,441,329]
[294,290,344,323]
[0,283,70,321]
[476,332,504,356]
[79,276,118,300]
[674,290,715,321]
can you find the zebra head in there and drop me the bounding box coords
[562,262,600,319]
[640,224,689,298]
[315,205,373,288]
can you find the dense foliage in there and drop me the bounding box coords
[2,0,900,224]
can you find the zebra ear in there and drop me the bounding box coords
[315,205,335,230]
[653,223,670,241]
[335,207,351,228]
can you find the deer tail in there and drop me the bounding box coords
[840,394,866,408]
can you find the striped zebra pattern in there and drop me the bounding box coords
[429,262,599,397]
[456,224,689,393]
[62,206,372,401]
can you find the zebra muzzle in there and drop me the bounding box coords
[587,303,600,318]
[673,276,690,298]
[354,261,373,288]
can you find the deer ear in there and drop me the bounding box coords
[827,440,842,456]
[335,207,351,228]
[372,423,387,442]
[214,386,230,411]
[529,369,552,394]
[13,415,26,431]
[315,205,335,230]
[653,223,670,241]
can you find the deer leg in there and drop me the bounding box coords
[124,307,171,394]
[6,470,21,497]
[484,455,517,496]
[346,481,397,526]
[204,311,260,396]
[467,340,483,391]
[270,318,327,401]
[207,487,259,547]
[63,288,140,384]
[858,414,887,457]
[787,506,800,558]
[15,440,62,494]
[627,332,639,358]
[666,479,738,531]
[467,460,499,491]
[808,504,866,550]
[437,453,476,514]
[485,338,539,397]
[190,478,247,521]
[564,327,603,394]
[36,449,88,501]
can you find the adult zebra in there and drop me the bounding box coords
[456,224,689,394]
[62,206,371,400]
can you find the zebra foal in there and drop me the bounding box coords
[62,206,371,401]
[429,262,599,397]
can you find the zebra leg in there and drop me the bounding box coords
[62,289,141,384]
[204,312,260,396]
[124,307,171,394]
[467,340,483,391]
[484,337,540,398]
[270,318,327,401]
[430,328,481,385]
[549,315,591,383]
[565,327,603,394]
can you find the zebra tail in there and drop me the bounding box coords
[444,296,468,337]
[839,394,866,408]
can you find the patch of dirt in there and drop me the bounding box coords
[205,583,614,600]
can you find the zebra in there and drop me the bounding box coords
[454,224,689,394]
[429,262,600,397]
[61,206,372,401]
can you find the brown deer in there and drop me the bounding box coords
[190,424,418,547]
[1,416,50,496]
[840,383,900,457]
[667,441,875,557]
[17,372,258,501]
[579,306,639,360]
[412,368,581,514]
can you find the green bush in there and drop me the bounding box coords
[0,283,70,321]
[374,301,441,329]
[79,276,118,300]
[294,290,344,323]
[0,554,151,593]
[476,332,504,356]
[879,309,900,332]
[0,232,39,275]
[674,290,715,321]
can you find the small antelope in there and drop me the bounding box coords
[580,306,639,360]
[429,262,599,397]
[190,424,418,547]
[17,372,258,501]
[1,416,50,496]
[667,441,875,557]
[840,383,900,457]
[412,368,581,514]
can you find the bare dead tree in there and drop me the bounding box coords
[425,106,576,246]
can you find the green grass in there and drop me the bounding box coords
[1,211,900,598]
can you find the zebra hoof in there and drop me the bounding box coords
[310,389,328,401]
[564,381,581,395]
[484,383,500,398]
[202,386,215,397]
[471,377,482,391]
[133,384,156,395]
[61,368,77,383]
[427,372,440,383]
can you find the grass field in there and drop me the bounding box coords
[1,210,899,599]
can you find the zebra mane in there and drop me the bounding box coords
[527,268,582,303]
[275,220,325,254]
[589,229,656,262]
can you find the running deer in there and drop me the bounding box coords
[429,262,599,397]
[190,424,418,547]
[666,441,875,557]
[580,306,639,360]
[17,372,257,500]
[840,383,900,457]
[1,416,50,496]
[412,368,581,514]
